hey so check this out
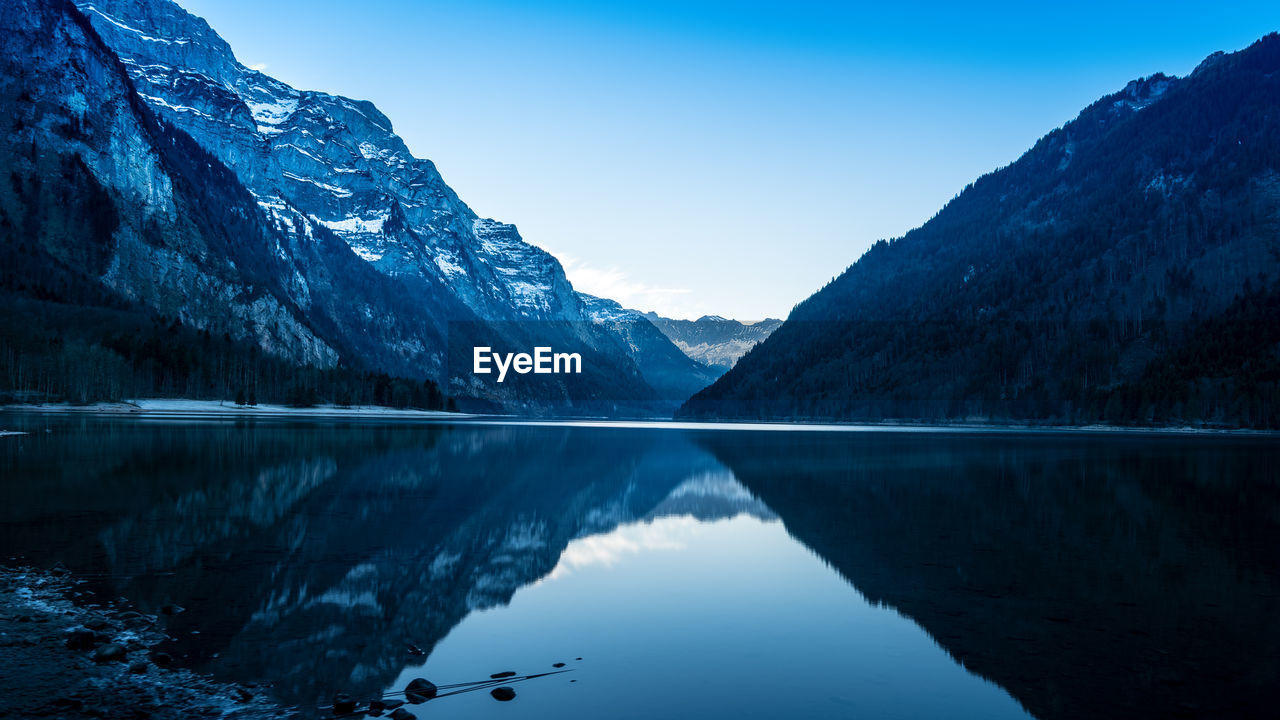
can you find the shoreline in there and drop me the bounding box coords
[473,417,1280,437]
[0,399,475,421]
[0,566,287,720]
[2,399,1275,437]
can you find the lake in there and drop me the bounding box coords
[1,415,1277,719]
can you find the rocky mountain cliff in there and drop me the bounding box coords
[1,0,711,414]
[682,35,1280,427]
[72,0,586,326]
[644,313,783,372]
[1,0,346,369]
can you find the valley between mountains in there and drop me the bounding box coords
[2,0,1277,426]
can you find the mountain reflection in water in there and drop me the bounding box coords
[0,416,1276,719]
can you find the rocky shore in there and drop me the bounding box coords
[0,566,288,719]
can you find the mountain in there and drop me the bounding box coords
[0,0,341,367]
[644,313,783,372]
[681,35,1280,428]
[1,0,708,415]
[579,294,719,407]
[1,0,454,407]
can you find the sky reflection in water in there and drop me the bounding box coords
[405,513,1029,719]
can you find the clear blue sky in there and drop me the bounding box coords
[181,0,1279,320]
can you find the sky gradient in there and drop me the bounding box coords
[181,0,1280,319]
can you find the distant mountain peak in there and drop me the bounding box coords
[644,313,783,373]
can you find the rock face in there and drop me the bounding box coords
[682,35,1280,425]
[0,0,342,369]
[642,313,783,373]
[55,0,704,414]
[73,0,561,323]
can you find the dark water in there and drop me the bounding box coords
[1,415,1278,719]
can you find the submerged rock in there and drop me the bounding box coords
[91,643,127,663]
[404,678,437,703]
[45,696,83,713]
[83,616,110,631]
[332,693,356,714]
[128,660,149,674]
[64,628,98,650]
[490,687,516,702]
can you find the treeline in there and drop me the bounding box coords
[1093,286,1280,427]
[0,297,455,411]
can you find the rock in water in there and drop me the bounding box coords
[83,616,110,631]
[128,660,148,674]
[490,671,517,679]
[404,678,437,703]
[490,687,516,702]
[389,708,415,720]
[552,662,566,668]
[91,643,126,663]
[64,628,97,650]
[332,693,356,714]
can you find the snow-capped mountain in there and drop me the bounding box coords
[644,313,783,372]
[74,0,588,326]
[1,0,716,414]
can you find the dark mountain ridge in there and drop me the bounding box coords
[681,34,1280,427]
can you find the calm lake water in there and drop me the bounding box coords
[2,415,1278,719]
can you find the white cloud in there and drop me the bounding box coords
[545,516,700,580]
[555,253,705,319]
[248,62,269,72]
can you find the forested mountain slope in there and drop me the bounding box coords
[681,35,1280,427]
